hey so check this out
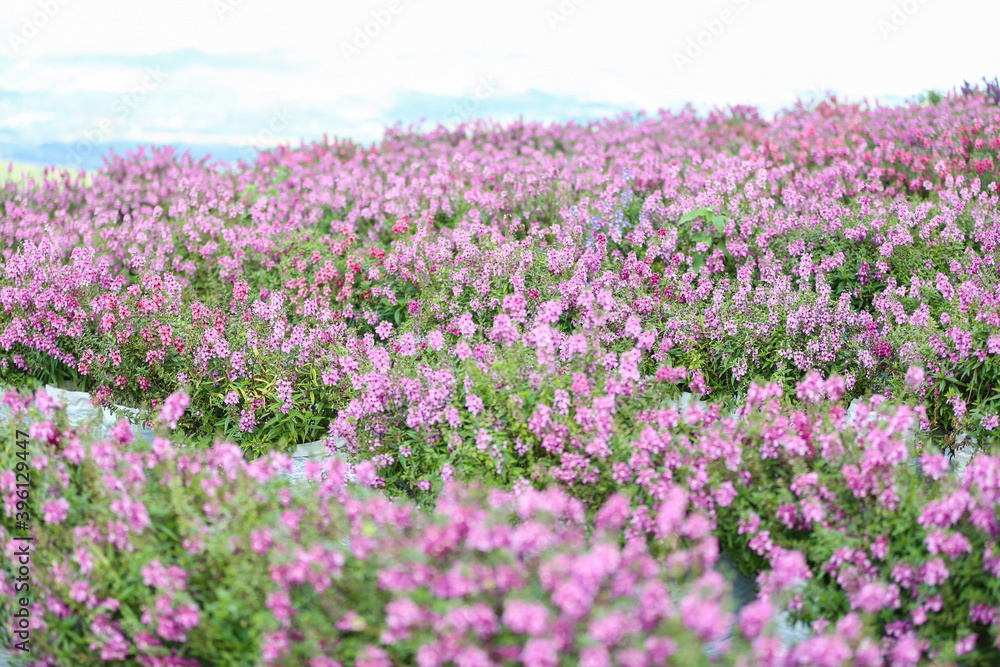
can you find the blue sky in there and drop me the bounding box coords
[1,0,998,171]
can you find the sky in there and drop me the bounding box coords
[1,0,998,171]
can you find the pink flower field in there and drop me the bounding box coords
[2,87,1000,665]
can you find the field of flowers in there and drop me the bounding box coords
[1,86,1000,665]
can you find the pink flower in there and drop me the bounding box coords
[836,613,863,641]
[34,389,62,417]
[853,582,888,613]
[765,548,811,593]
[656,486,688,538]
[276,380,294,414]
[384,598,422,638]
[889,633,926,667]
[454,341,473,361]
[624,314,641,338]
[465,393,484,416]
[738,600,773,639]
[42,498,70,524]
[250,527,273,554]
[706,481,735,510]
[956,634,977,656]
[502,600,549,636]
[948,394,967,422]
[356,645,392,667]
[904,366,925,392]
[375,321,393,340]
[261,630,290,662]
[571,372,590,396]
[688,370,710,395]
[158,390,190,429]
[594,493,631,532]
[232,280,249,301]
[522,638,559,667]
[175,602,201,630]
[679,594,730,643]
[796,370,826,404]
[267,590,294,625]
[579,646,611,667]
[239,407,257,432]
[355,461,377,487]
[921,453,949,480]
[141,559,168,588]
[920,559,949,586]
[69,580,91,603]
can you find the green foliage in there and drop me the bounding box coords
[917,89,945,106]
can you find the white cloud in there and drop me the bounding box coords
[2,0,998,167]
[0,111,54,128]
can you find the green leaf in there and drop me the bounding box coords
[712,215,726,235]
[678,206,714,224]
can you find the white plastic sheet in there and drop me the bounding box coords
[0,384,154,444]
[287,436,343,484]
[44,384,155,444]
[0,385,342,483]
